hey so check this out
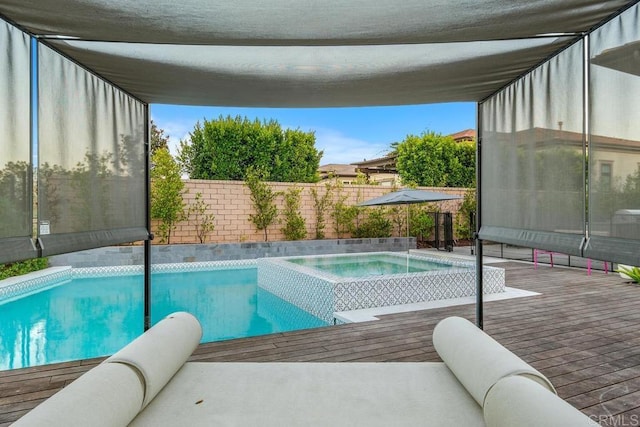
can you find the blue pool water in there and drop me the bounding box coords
[287,253,466,277]
[0,267,327,370]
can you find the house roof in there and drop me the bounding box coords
[450,129,476,142]
[319,164,359,178]
[352,155,397,168]
[0,0,633,107]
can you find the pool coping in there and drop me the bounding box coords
[277,251,476,282]
[258,251,507,323]
[334,286,540,323]
[0,267,73,302]
[1,255,522,330]
[0,260,259,303]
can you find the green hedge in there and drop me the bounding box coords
[0,258,49,280]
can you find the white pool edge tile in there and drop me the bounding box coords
[333,287,540,323]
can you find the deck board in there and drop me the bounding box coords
[1,260,640,425]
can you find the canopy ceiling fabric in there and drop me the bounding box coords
[48,38,572,107]
[0,0,634,107]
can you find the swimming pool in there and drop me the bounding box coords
[286,253,463,277]
[0,263,327,370]
[258,252,505,322]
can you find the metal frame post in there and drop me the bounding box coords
[31,39,38,256]
[475,105,484,330]
[144,107,152,331]
[582,34,590,252]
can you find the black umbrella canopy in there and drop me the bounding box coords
[358,188,461,206]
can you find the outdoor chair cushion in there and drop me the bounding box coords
[12,313,593,427]
[11,361,144,427]
[432,315,555,406]
[106,311,202,408]
[129,362,484,427]
[483,375,599,427]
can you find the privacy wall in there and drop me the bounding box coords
[163,180,466,244]
[480,3,640,266]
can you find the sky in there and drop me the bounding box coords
[150,103,476,165]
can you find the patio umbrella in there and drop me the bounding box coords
[358,188,462,253]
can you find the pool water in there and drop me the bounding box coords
[0,267,327,370]
[287,253,466,277]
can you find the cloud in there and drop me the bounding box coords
[151,117,193,155]
[313,127,390,165]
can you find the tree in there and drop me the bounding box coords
[177,115,322,182]
[310,181,335,239]
[281,187,307,240]
[331,181,358,238]
[395,131,475,188]
[245,167,279,241]
[409,204,436,243]
[150,120,170,155]
[353,208,392,238]
[150,148,186,243]
[187,192,215,243]
[455,189,476,240]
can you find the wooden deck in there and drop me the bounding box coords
[2,260,640,426]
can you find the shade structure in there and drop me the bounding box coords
[358,189,462,207]
[0,0,634,107]
[1,0,638,340]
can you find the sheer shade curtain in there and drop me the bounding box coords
[479,41,586,256]
[0,20,35,264]
[586,4,640,266]
[37,43,148,257]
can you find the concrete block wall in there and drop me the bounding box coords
[49,238,416,267]
[158,180,468,244]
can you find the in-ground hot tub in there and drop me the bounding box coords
[257,252,505,323]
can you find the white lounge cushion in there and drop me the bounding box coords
[11,362,144,427]
[130,362,485,427]
[432,316,555,407]
[484,375,598,427]
[106,311,202,407]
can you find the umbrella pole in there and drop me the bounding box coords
[406,205,410,272]
[406,205,409,253]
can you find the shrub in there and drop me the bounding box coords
[409,205,436,241]
[187,192,215,243]
[455,189,476,240]
[388,205,406,236]
[331,180,358,238]
[150,148,186,244]
[332,201,358,238]
[281,187,307,240]
[617,265,640,284]
[311,181,334,239]
[0,258,49,280]
[245,167,279,242]
[353,208,392,238]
